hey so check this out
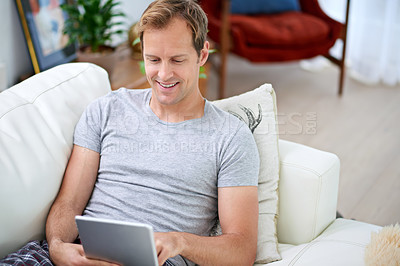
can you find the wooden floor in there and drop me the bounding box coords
[206,55,400,227]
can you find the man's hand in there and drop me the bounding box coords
[49,239,119,266]
[154,232,183,265]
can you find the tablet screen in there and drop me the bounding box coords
[75,216,158,266]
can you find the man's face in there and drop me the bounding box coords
[143,17,208,108]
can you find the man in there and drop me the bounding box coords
[1,0,259,265]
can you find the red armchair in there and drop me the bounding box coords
[200,0,351,98]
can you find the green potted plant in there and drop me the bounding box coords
[61,0,126,74]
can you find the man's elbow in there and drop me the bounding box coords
[239,236,257,265]
[237,251,256,266]
[246,242,257,265]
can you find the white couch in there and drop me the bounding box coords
[0,63,380,265]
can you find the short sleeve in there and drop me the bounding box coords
[73,100,102,153]
[218,124,260,187]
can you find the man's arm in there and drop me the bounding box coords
[46,145,115,265]
[155,186,259,266]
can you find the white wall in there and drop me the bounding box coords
[0,0,153,89]
[121,1,153,27]
[0,0,33,88]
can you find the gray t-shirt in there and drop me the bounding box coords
[73,88,259,265]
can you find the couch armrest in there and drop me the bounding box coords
[0,63,110,258]
[276,139,340,245]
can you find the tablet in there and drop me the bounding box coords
[75,216,158,266]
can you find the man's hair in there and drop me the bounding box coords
[138,0,208,57]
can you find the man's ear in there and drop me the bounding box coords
[199,41,210,66]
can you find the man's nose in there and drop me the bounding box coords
[158,62,173,81]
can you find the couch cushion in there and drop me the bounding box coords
[0,63,111,258]
[213,84,281,264]
[261,219,381,266]
[230,12,330,48]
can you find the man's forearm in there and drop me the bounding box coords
[46,145,100,248]
[157,231,257,266]
[182,232,256,266]
[46,200,80,246]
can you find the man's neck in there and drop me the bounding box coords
[149,93,205,123]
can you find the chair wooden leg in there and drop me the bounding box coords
[338,61,345,96]
[219,48,228,99]
[339,0,351,96]
[218,0,230,99]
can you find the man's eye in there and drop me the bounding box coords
[146,58,159,63]
[173,60,184,63]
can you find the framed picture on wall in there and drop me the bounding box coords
[15,0,77,74]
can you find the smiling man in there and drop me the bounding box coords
[0,1,259,266]
[134,2,259,265]
[144,18,206,118]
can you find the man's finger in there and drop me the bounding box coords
[76,244,85,256]
[157,248,168,266]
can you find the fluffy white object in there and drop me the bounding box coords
[365,223,400,266]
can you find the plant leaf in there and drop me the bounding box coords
[139,61,145,75]
[61,0,126,50]
[132,37,141,46]
[199,73,207,79]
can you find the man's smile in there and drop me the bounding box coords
[156,81,179,89]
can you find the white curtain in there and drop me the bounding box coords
[319,0,400,86]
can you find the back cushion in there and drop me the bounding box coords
[231,0,300,15]
[213,84,281,264]
[0,63,111,258]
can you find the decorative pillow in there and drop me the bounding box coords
[231,0,300,15]
[212,84,281,264]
